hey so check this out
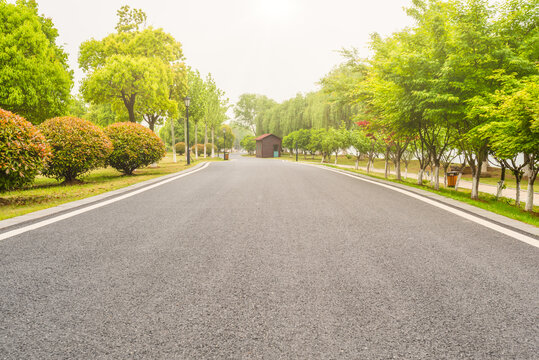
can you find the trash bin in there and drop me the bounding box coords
[446,171,458,187]
[224,153,229,160]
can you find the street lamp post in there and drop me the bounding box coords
[184,97,191,165]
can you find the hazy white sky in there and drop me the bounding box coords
[33,0,415,107]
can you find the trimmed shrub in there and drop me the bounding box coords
[190,143,217,156]
[105,122,165,175]
[174,142,185,155]
[191,144,204,155]
[0,109,51,191]
[205,143,217,155]
[39,116,113,182]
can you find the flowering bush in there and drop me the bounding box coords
[0,109,51,191]
[174,142,185,155]
[105,122,165,175]
[39,116,113,182]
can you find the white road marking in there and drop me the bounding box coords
[308,164,539,248]
[0,162,211,242]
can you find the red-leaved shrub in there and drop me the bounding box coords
[105,122,165,175]
[39,116,113,182]
[0,109,51,191]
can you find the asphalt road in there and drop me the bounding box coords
[1,156,538,359]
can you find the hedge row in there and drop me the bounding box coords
[0,109,166,190]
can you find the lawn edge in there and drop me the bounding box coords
[0,161,209,232]
[292,161,538,237]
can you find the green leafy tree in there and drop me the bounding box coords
[79,6,184,125]
[217,124,235,152]
[0,0,73,124]
[349,128,371,170]
[240,135,256,155]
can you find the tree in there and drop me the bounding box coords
[0,0,73,124]
[234,94,276,135]
[240,135,256,155]
[349,128,371,170]
[79,6,184,125]
[217,124,235,152]
[475,76,539,211]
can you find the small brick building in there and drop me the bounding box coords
[255,133,282,158]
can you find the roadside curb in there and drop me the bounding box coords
[0,162,209,232]
[294,161,538,238]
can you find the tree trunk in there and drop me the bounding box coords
[196,125,201,158]
[396,157,401,181]
[515,179,521,207]
[211,128,215,158]
[404,164,408,180]
[455,172,462,191]
[355,158,359,170]
[384,149,389,179]
[496,165,505,200]
[204,123,207,159]
[525,172,536,212]
[417,169,423,185]
[171,118,176,163]
[334,151,338,165]
[433,164,440,190]
[471,167,481,200]
[367,157,372,173]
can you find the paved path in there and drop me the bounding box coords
[0,156,537,359]
[325,161,538,206]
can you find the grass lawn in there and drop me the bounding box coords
[0,153,221,221]
[282,153,530,191]
[324,164,538,227]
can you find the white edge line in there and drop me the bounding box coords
[305,163,539,249]
[0,162,211,242]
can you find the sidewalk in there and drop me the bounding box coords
[325,162,538,206]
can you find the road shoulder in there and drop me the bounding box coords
[296,161,538,238]
[0,162,209,232]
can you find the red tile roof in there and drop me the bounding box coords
[254,133,274,141]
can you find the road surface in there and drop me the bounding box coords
[1,156,538,359]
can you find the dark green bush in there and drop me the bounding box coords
[39,116,112,182]
[105,122,165,175]
[0,108,51,191]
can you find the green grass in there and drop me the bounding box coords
[282,153,530,191]
[0,153,221,221]
[322,163,538,227]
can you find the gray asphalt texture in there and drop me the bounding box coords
[1,155,538,359]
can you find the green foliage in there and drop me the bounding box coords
[104,122,166,175]
[0,0,72,124]
[79,9,185,124]
[85,103,122,127]
[240,135,256,154]
[39,116,113,182]
[349,128,371,159]
[0,108,51,191]
[115,5,147,33]
[174,142,185,155]
[217,125,235,151]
